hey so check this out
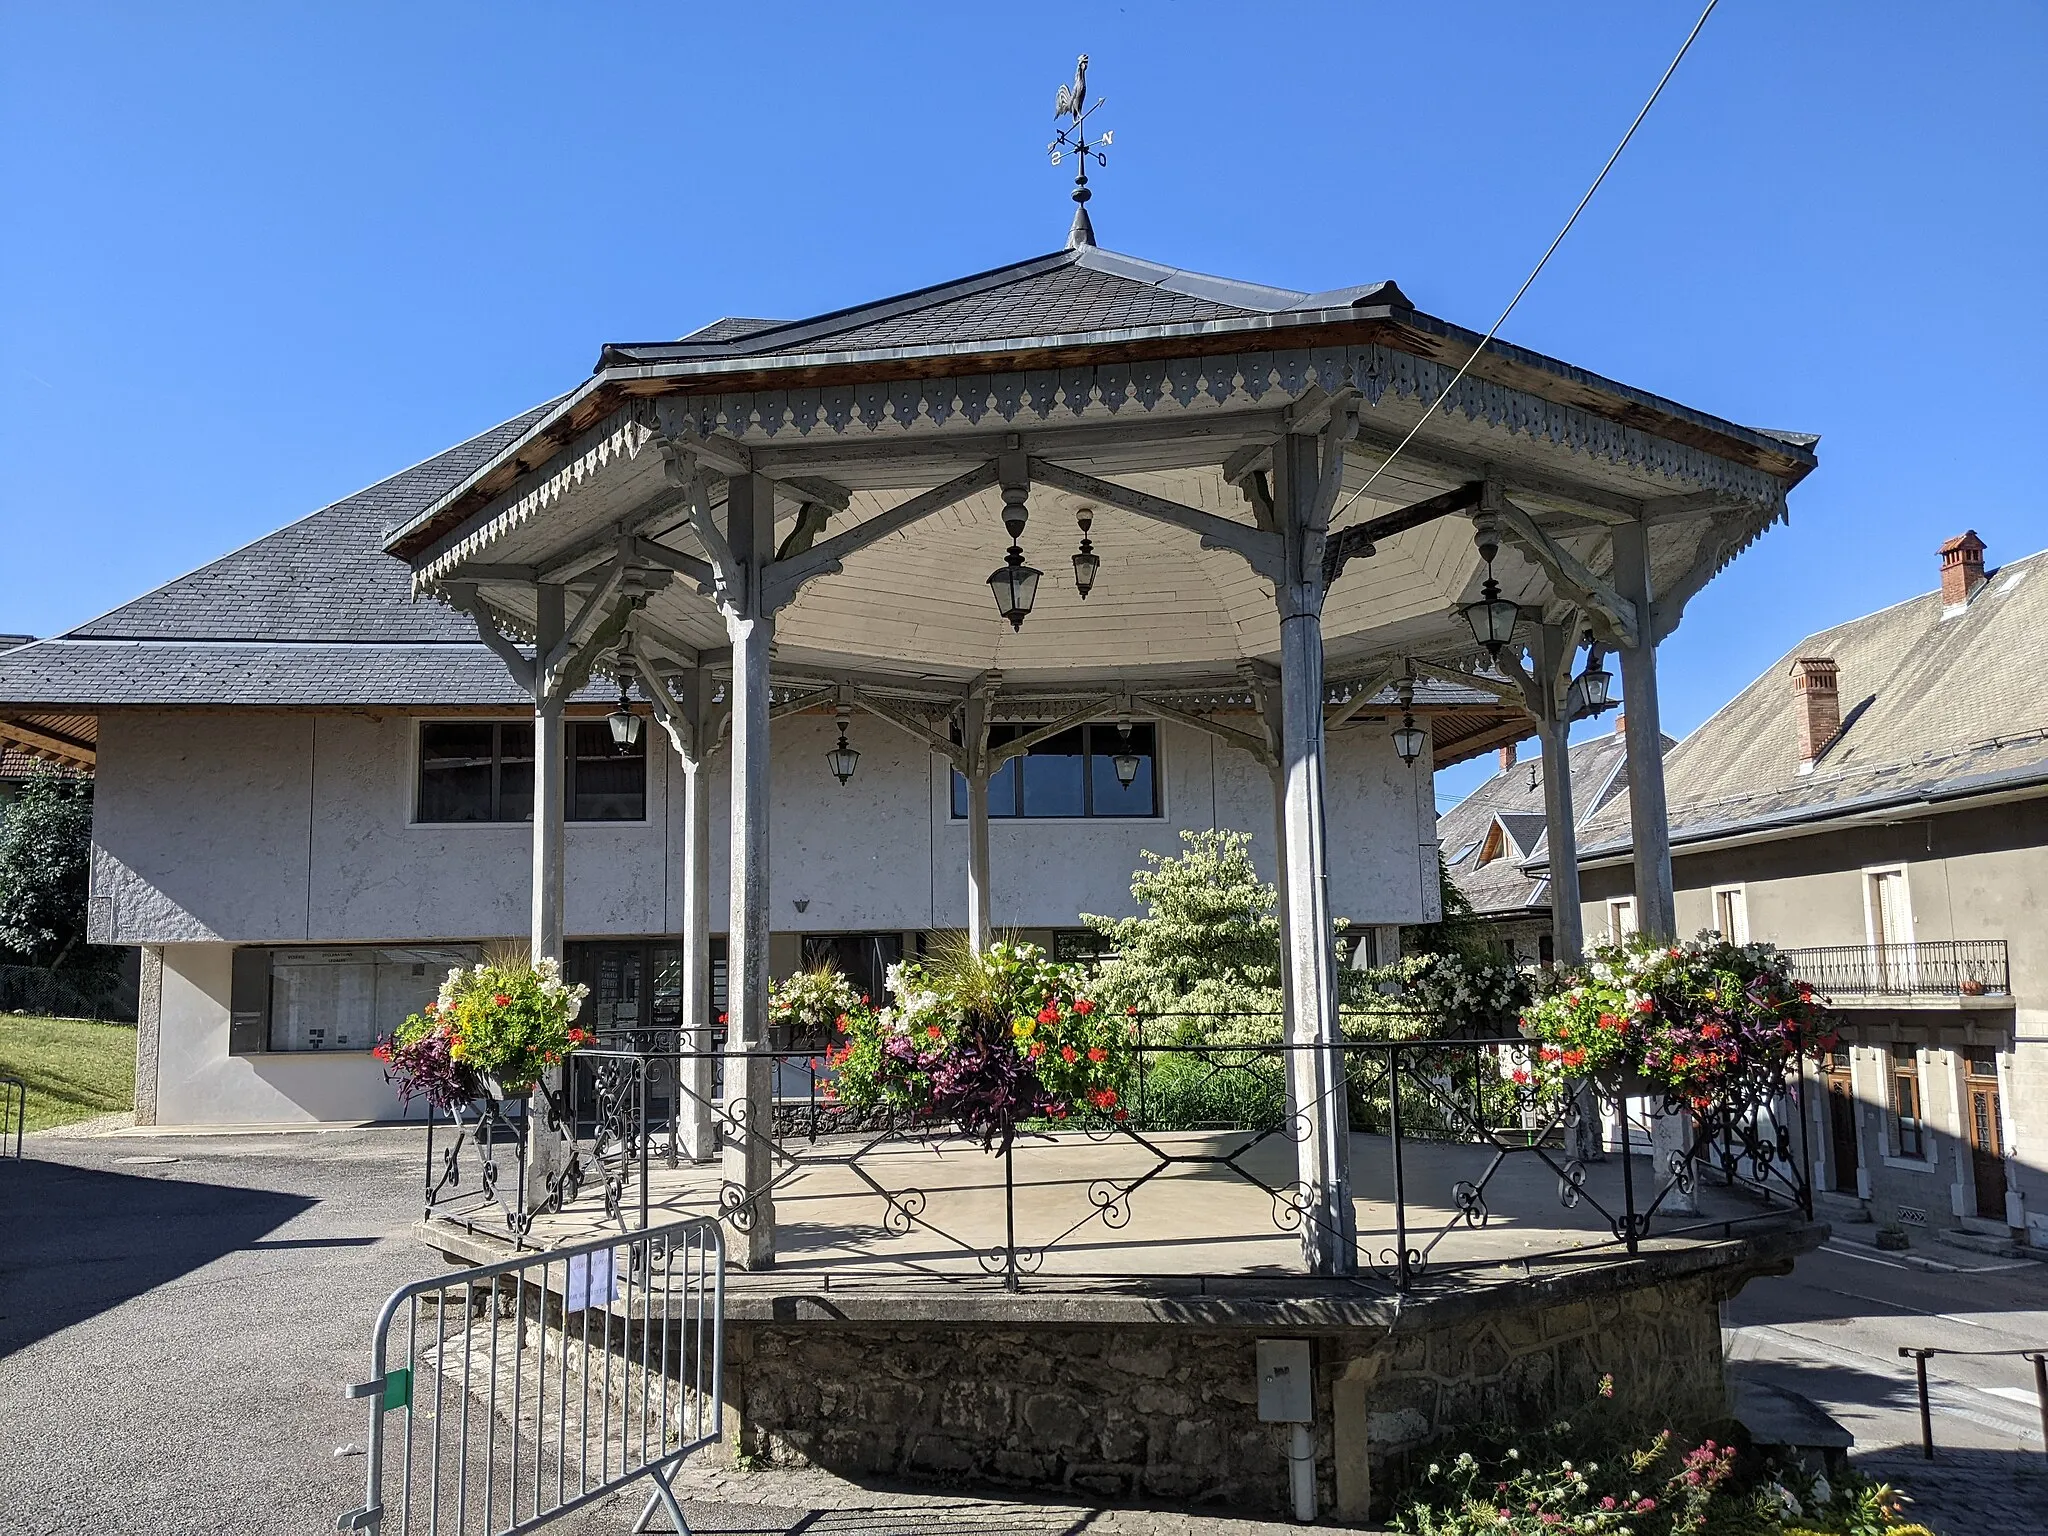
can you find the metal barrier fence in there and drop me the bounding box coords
[340,1216,723,1535]
[420,1018,1814,1291]
[1,1073,24,1160]
[1898,1345,2048,1460]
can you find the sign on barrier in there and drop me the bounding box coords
[339,1217,723,1535]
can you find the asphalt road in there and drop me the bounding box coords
[0,1126,1303,1536]
[6,1125,2045,1535]
[1725,1232,2048,1532]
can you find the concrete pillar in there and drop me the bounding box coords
[1609,521,1694,1210]
[678,668,717,1163]
[722,472,777,1268]
[1274,430,1354,1274]
[134,945,164,1127]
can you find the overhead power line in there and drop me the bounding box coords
[1334,0,1722,522]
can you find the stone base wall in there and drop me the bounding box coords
[728,1273,1733,1522]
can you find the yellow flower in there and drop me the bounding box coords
[1012,1018,1036,1040]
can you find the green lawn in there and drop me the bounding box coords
[0,1014,137,1134]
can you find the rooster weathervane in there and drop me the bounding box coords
[1048,54,1112,248]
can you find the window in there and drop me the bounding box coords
[1713,886,1749,944]
[233,945,481,1053]
[950,721,1158,818]
[1606,898,1637,941]
[417,720,644,823]
[1890,1043,1926,1159]
[1476,823,1507,867]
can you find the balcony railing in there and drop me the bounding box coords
[1784,939,2010,1000]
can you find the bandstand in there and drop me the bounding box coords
[390,197,1824,1516]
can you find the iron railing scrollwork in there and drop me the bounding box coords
[420,1014,1816,1289]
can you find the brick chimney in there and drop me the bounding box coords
[1940,530,1987,607]
[1498,742,1517,773]
[1612,710,1626,737]
[1790,657,1841,764]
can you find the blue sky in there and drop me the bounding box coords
[3,4,2042,812]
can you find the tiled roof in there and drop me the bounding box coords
[1438,728,1648,917]
[1580,546,2048,855]
[0,403,564,709]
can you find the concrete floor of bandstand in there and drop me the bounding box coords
[472,1125,1803,1289]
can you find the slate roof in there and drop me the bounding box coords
[1579,545,2048,858]
[598,246,1406,368]
[1439,727,1646,917]
[0,403,566,709]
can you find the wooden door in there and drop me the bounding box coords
[1823,1048,1860,1195]
[1966,1054,2009,1221]
[1871,871,1910,988]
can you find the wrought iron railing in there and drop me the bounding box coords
[1784,939,2010,999]
[420,1015,1816,1290]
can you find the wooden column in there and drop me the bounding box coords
[1530,623,1584,964]
[1273,429,1354,1275]
[963,678,995,953]
[722,473,778,1267]
[530,582,567,964]
[1609,520,1694,1208]
[526,582,572,1209]
[1609,521,1675,939]
[678,667,717,1163]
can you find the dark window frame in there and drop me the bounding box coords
[416,718,646,825]
[949,720,1161,820]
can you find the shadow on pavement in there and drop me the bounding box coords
[1856,1446,2048,1536]
[0,1159,313,1354]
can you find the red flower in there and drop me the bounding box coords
[1562,1048,1587,1069]
[372,1042,392,1062]
[492,992,511,1008]
[1511,1069,1530,1085]
[1126,1005,1139,1016]
[1048,1103,1069,1119]
[835,1013,851,1033]
[1061,1045,1079,1063]
[925,1025,944,1041]
[1637,998,1655,1013]
[1029,1042,1045,1058]
[1087,1088,1118,1110]
[860,993,871,1005]
[1597,1012,1620,1031]
[1037,1004,1061,1025]
[1113,1108,1129,1121]
[1087,1047,1107,1063]
[1072,999,1095,1016]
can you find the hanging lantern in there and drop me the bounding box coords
[1459,528,1522,660]
[1071,507,1099,599]
[826,705,860,785]
[1391,678,1426,766]
[607,673,642,750]
[987,545,1042,630]
[1111,714,1141,787]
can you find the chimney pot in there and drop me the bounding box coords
[1498,742,1517,772]
[1790,656,1841,764]
[1940,530,1987,607]
[1613,710,1627,737]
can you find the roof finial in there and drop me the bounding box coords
[1049,53,1111,248]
